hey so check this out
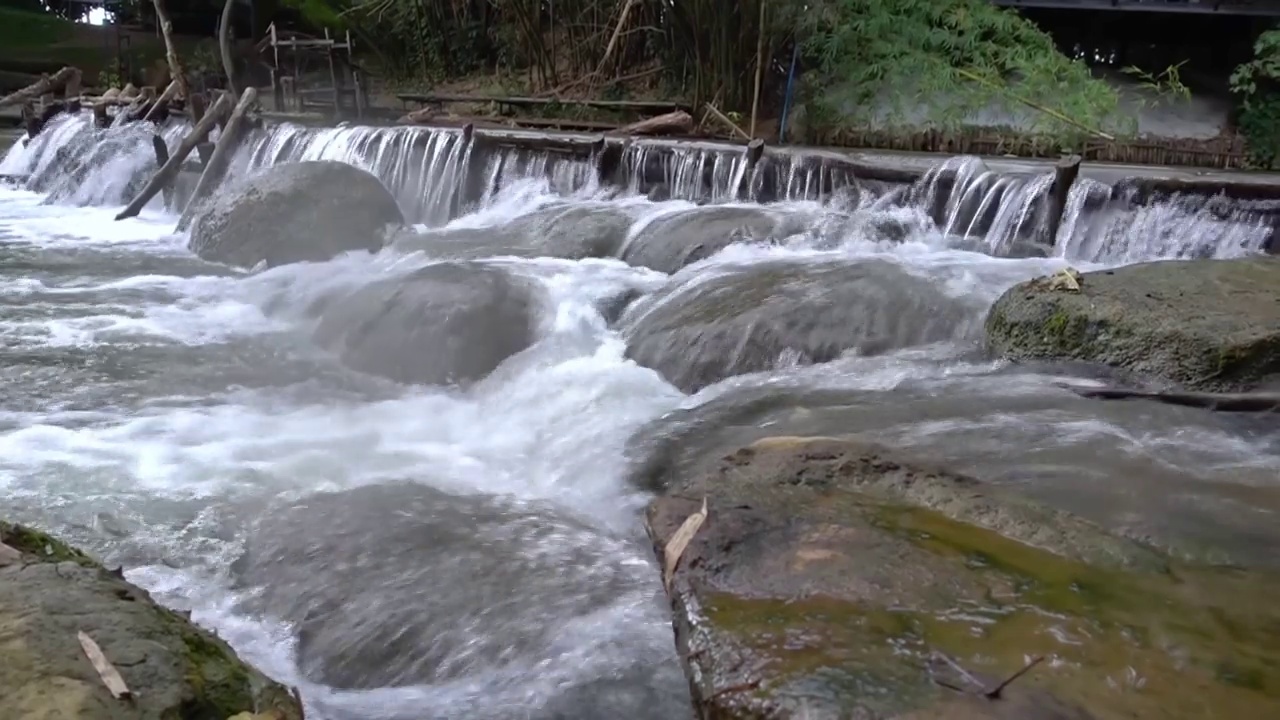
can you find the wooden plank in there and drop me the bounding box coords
[393,93,690,113]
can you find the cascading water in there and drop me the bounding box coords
[2,115,1278,720]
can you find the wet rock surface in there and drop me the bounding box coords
[392,202,636,261]
[0,520,303,720]
[189,160,404,269]
[621,258,986,392]
[311,261,543,386]
[620,206,804,273]
[642,436,1280,719]
[986,258,1280,391]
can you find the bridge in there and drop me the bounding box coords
[991,0,1280,16]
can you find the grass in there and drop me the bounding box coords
[0,7,75,49]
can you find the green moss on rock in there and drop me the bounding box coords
[985,258,1280,391]
[0,520,94,565]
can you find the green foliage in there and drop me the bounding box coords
[1123,60,1192,109]
[1230,30,1280,170]
[796,0,1128,139]
[0,6,75,49]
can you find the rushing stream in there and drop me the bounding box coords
[1,115,1278,719]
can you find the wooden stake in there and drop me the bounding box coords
[749,0,767,138]
[178,87,258,230]
[116,92,232,221]
[0,66,80,110]
[152,0,197,120]
[143,80,179,123]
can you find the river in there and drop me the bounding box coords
[1,114,1278,720]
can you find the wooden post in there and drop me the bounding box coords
[177,87,258,231]
[151,0,198,121]
[749,0,767,137]
[115,92,232,221]
[0,66,80,110]
[153,134,174,208]
[325,28,341,118]
[1045,154,1081,245]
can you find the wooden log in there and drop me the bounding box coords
[151,0,198,120]
[143,80,179,123]
[178,87,257,230]
[614,110,693,137]
[1057,383,1280,413]
[115,92,232,221]
[1045,154,1081,244]
[0,66,79,110]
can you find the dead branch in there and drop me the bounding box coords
[116,92,232,221]
[615,110,693,137]
[178,87,258,230]
[0,66,80,110]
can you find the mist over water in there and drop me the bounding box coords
[2,114,1278,719]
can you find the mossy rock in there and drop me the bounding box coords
[644,437,1280,719]
[984,258,1280,391]
[0,520,304,720]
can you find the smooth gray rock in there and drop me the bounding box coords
[188,160,404,269]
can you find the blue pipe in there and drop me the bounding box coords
[778,41,800,143]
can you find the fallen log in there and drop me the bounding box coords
[1057,382,1280,413]
[614,110,693,137]
[0,66,80,110]
[115,92,232,221]
[178,87,257,231]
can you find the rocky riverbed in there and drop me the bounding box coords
[3,116,1279,720]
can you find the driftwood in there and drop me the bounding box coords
[78,631,132,700]
[615,110,693,137]
[178,87,258,230]
[1058,383,1280,413]
[116,92,232,221]
[0,66,79,110]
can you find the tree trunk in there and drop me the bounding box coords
[219,0,238,97]
[0,66,80,110]
[178,87,258,231]
[115,92,233,221]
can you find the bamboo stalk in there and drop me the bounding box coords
[954,67,1115,142]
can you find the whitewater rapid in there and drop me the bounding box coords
[2,116,1279,719]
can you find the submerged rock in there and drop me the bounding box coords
[621,258,985,392]
[986,257,1280,391]
[0,520,303,720]
[312,261,542,386]
[189,160,404,269]
[643,436,1280,719]
[620,205,799,273]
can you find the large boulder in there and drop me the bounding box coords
[619,206,805,274]
[391,202,636,261]
[311,261,542,386]
[621,258,987,393]
[188,160,404,269]
[228,482,689,720]
[986,258,1280,391]
[0,520,303,720]
[643,436,1280,720]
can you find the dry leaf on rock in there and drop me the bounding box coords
[78,630,132,700]
[663,497,708,592]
